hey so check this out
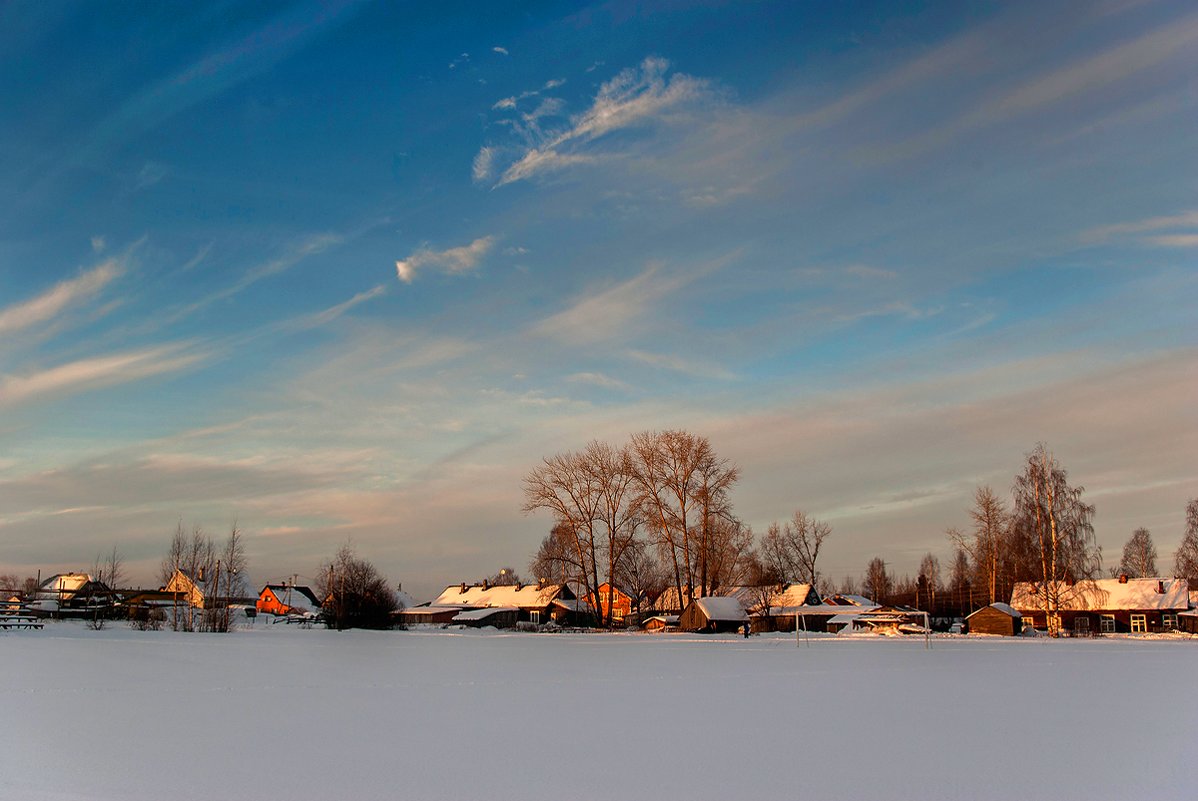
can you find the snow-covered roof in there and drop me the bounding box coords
[967,602,1021,619]
[35,573,94,601]
[432,583,567,609]
[1010,578,1190,612]
[824,594,876,606]
[452,606,518,622]
[692,596,747,622]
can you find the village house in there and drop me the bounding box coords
[401,580,580,628]
[163,568,207,609]
[1011,576,1189,635]
[257,584,321,617]
[965,603,1023,636]
[584,582,634,625]
[28,573,115,616]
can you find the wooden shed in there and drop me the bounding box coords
[966,602,1023,636]
[680,597,748,633]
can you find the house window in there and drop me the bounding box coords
[1099,615,1116,634]
[1130,614,1147,633]
[1073,616,1090,635]
[1023,616,1035,632]
[529,611,541,624]
[1162,614,1178,630]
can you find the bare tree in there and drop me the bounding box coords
[523,449,603,619]
[691,444,740,598]
[529,522,586,593]
[759,511,831,587]
[1116,528,1157,578]
[207,524,249,632]
[586,440,641,627]
[614,537,668,616]
[486,567,523,586]
[317,543,399,630]
[1175,498,1198,584]
[91,545,126,592]
[918,552,941,611]
[837,575,858,596]
[863,557,891,604]
[1012,444,1099,636]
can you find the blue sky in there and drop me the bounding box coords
[1,0,1195,597]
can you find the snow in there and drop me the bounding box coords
[971,602,1021,618]
[431,582,564,608]
[1,622,1196,800]
[1010,577,1189,611]
[692,596,747,621]
[452,606,517,621]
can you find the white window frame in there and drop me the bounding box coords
[529,610,541,625]
[1099,614,1116,634]
[1130,613,1147,634]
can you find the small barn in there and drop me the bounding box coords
[641,614,679,632]
[680,597,748,633]
[966,602,1023,636]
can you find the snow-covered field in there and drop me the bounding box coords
[2,623,1195,801]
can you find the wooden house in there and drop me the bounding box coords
[584,582,634,624]
[451,607,519,628]
[29,573,115,616]
[965,603,1023,636]
[641,614,679,632]
[163,569,206,609]
[1178,610,1198,634]
[680,596,748,633]
[1011,577,1189,635]
[257,584,321,617]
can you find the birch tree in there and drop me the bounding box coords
[1175,498,1198,584]
[1116,527,1157,578]
[1012,444,1099,636]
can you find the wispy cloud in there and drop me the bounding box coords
[0,260,122,334]
[301,285,386,327]
[396,236,495,283]
[1081,210,1198,246]
[625,349,736,381]
[472,146,495,182]
[492,57,713,186]
[565,371,631,391]
[0,345,206,407]
[492,46,509,56]
[531,255,732,345]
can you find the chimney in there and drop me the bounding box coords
[1157,580,1165,594]
[460,582,467,594]
[482,578,489,590]
[1118,574,1128,584]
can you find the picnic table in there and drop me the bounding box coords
[0,613,44,630]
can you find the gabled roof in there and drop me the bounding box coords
[431,582,571,609]
[261,584,321,613]
[967,602,1021,619]
[691,596,748,622]
[1010,578,1189,612]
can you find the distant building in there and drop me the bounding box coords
[426,580,579,627]
[163,569,207,609]
[1011,577,1189,635]
[965,603,1023,636]
[679,597,748,633]
[29,573,114,615]
[584,583,634,624]
[257,584,321,617]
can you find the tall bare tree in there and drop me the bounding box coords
[585,440,641,627]
[1116,527,1157,578]
[918,552,941,611]
[759,510,831,587]
[1012,444,1099,636]
[863,557,891,603]
[1175,498,1198,584]
[317,543,398,630]
[614,537,668,616]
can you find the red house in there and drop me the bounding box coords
[257,584,321,617]
[584,583,634,624]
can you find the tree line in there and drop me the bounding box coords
[523,435,1198,632]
